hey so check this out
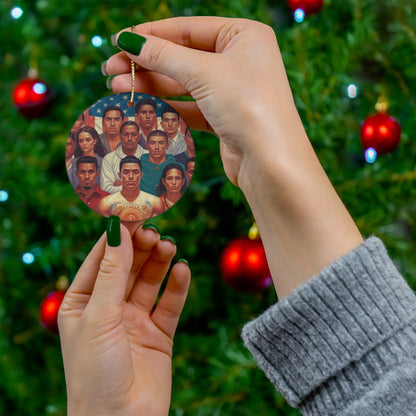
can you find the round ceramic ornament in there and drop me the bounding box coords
[65,92,195,222]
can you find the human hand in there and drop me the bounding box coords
[58,219,190,416]
[104,17,362,299]
[104,17,303,188]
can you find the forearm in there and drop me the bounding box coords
[238,107,363,299]
[242,237,416,414]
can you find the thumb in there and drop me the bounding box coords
[88,216,133,310]
[116,31,208,93]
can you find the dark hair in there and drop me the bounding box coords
[135,98,156,114]
[156,163,186,196]
[76,156,98,170]
[161,105,179,120]
[75,126,108,158]
[147,129,168,144]
[120,120,140,134]
[119,155,142,172]
[103,105,124,119]
[186,157,195,170]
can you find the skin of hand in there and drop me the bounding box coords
[58,225,191,416]
[105,16,363,298]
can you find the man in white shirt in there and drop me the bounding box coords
[100,121,145,193]
[161,106,187,156]
[98,155,164,221]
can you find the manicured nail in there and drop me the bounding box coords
[100,60,108,76]
[117,32,147,55]
[161,235,176,245]
[110,33,118,46]
[106,76,114,90]
[142,223,160,233]
[177,258,189,266]
[107,215,121,247]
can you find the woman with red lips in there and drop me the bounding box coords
[156,163,186,210]
[71,126,108,188]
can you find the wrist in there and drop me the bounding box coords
[236,116,363,298]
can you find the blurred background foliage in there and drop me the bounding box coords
[1,0,416,414]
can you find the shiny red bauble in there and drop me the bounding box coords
[360,112,401,155]
[220,237,272,293]
[287,0,324,14]
[40,290,66,332]
[12,77,52,118]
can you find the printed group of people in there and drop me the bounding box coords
[65,98,196,221]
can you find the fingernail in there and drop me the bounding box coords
[101,60,108,76]
[106,76,114,90]
[107,215,121,247]
[117,32,147,55]
[111,33,118,46]
[161,235,176,245]
[142,223,160,233]
[177,258,189,266]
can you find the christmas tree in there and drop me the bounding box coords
[1,0,416,414]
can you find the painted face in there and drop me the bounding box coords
[65,137,75,158]
[163,168,185,194]
[121,162,142,189]
[71,114,84,133]
[78,131,97,155]
[103,110,123,137]
[185,161,195,183]
[77,163,98,190]
[120,125,140,153]
[135,104,156,129]
[184,129,194,148]
[148,135,167,159]
[161,112,179,136]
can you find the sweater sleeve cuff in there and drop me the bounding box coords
[241,237,416,410]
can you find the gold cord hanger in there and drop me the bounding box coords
[127,26,137,107]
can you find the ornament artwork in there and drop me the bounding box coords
[66,92,195,222]
[13,77,52,118]
[360,112,401,155]
[220,236,272,293]
[40,290,66,333]
[287,0,324,15]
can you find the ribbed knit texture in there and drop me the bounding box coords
[241,237,416,415]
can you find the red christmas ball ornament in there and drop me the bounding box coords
[220,237,272,293]
[287,0,324,15]
[12,77,52,118]
[40,290,66,333]
[360,112,401,155]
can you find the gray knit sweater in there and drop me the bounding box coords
[241,237,416,415]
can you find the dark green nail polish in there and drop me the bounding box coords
[107,215,121,247]
[178,258,189,266]
[142,223,160,233]
[117,32,147,55]
[161,235,176,245]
